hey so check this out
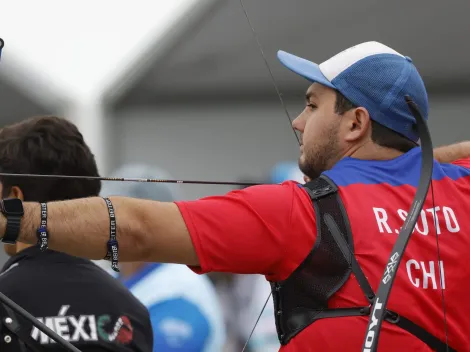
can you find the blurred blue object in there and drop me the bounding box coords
[101,163,226,352]
[270,161,304,184]
[0,38,4,61]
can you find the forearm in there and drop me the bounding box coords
[10,196,198,265]
[434,141,470,163]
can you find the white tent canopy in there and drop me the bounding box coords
[0,0,207,100]
[0,0,213,172]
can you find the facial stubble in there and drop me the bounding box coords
[298,124,341,180]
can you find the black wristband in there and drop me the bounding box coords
[0,198,24,244]
[102,197,119,272]
[36,203,49,251]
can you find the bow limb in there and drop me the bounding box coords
[361,97,449,351]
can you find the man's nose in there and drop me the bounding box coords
[292,115,303,132]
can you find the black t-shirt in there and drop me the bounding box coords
[0,246,153,352]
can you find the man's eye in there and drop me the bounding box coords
[306,103,317,109]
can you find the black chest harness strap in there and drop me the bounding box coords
[271,175,455,351]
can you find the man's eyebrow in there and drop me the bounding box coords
[305,91,317,101]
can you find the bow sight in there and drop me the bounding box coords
[0,37,80,352]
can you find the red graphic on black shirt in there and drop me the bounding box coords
[115,316,133,344]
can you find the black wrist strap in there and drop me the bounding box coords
[36,203,49,251]
[0,199,23,244]
[2,216,21,244]
[102,197,119,272]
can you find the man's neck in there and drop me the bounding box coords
[347,141,405,161]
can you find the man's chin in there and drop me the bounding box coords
[298,159,309,176]
[298,162,320,181]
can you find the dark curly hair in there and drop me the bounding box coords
[0,115,101,202]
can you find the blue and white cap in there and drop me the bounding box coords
[277,41,428,142]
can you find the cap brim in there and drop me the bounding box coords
[277,50,335,89]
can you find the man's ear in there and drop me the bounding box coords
[7,186,24,201]
[343,107,372,143]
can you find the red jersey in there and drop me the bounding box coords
[175,148,470,351]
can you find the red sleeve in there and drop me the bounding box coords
[451,157,470,169]
[174,181,316,281]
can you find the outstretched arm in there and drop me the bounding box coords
[433,141,470,163]
[10,197,199,265]
[2,183,304,278]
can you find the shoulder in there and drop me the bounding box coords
[176,181,313,230]
[238,180,310,202]
[178,181,309,209]
[434,159,470,185]
[446,157,470,170]
[176,182,316,280]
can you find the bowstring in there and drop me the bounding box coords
[239,0,301,147]
[430,180,450,349]
[238,0,301,350]
[241,292,272,352]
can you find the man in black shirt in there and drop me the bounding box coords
[0,116,153,352]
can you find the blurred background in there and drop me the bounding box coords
[0,0,469,350]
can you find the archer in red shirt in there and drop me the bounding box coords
[171,41,470,350]
[176,152,470,351]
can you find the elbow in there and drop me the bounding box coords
[115,197,198,265]
[113,197,155,262]
[129,207,155,262]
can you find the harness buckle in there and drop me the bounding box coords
[359,306,371,316]
[385,311,400,324]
